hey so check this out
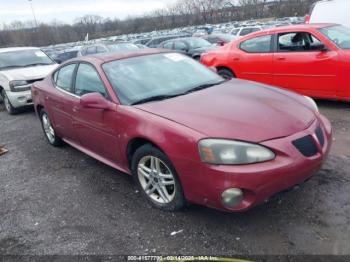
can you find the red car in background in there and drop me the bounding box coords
[201,24,350,101]
[32,50,331,212]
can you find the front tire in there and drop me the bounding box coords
[218,68,235,80]
[40,109,63,146]
[132,144,186,211]
[2,90,17,115]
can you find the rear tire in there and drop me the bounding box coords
[2,90,17,115]
[39,109,63,147]
[131,144,186,211]
[218,68,235,80]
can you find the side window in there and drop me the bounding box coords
[163,41,173,49]
[86,46,97,55]
[174,41,187,51]
[55,64,76,92]
[231,29,239,35]
[96,46,107,53]
[240,28,253,36]
[75,63,108,98]
[240,35,272,53]
[207,37,219,44]
[278,32,323,52]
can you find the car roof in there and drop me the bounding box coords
[237,23,338,40]
[69,49,171,64]
[264,23,337,33]
[0,47,39,53]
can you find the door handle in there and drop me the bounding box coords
[277,57,286,61]
[72,106,79,113]
[233,58,240,61]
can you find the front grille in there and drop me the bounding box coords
[292,135,318,157]
[315,126,325,147]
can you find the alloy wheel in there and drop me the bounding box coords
[137,155,176,204]
[42,113,56,144]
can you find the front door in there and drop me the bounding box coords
[72,63,122,163]
[273,31,338,98]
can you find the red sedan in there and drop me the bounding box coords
[201,24,350,101]
[32,49,332,212]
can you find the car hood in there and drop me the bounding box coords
[135,79,316,142]
[0,64,58,81]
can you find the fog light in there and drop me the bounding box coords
[221,188,243,208]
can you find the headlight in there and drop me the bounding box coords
[304,96,318,112]
[9,80,31,92]
[199,139,275,165]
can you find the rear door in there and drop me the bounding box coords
[49,63,80,142]
[272,31,338,98]
[232,34,274,84]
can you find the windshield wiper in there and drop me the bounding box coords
[23,63,53,67]
[0,65,24,70]
[131,94,180,105]
[183,81,225,95]
[131,81,225,105]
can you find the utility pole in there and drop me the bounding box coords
[28,0,38,29]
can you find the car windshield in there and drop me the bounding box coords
[186,38,212,49]
[108,43,139,52]
[319,25,350,49]
[103,53,224,105]
[0,49,54,70]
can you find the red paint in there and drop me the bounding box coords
[200,23,350,101]
[32,50,332,212]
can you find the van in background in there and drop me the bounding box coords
[308,0,350,28]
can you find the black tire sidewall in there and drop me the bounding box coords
[2,90,17,115]
[218,68,235,80]
[131,144,186,211]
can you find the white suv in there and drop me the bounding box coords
[230,27,262,37]
[0,47,58,114]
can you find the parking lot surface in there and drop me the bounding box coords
[0,100,349,255]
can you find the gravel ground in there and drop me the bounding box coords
[0,100,349,256]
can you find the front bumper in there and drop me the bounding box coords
[5,89,33,108]
[173,115,332,212]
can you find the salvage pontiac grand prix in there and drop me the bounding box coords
[32,49,332,212]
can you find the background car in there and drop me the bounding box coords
[201,34,238,46]
[78,42,139,56]
[230,26,262,37]
[145,35,188,48]
[0,47,57,114]
[158,37,217,60]
[32,50,331,212]
[201,23,350,101]
[52,49,79,64]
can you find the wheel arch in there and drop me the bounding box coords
[216,66,236,77]
[126,137,165,169]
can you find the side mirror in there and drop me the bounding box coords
[217,40,225,46]
[313,43,328,52]
[80,92,114,110]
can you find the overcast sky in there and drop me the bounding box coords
[0,0,177,25]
